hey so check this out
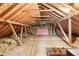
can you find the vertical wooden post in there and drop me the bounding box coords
[50,24,53,35]
[58,23,76,47]
[53,24,56,35]
[24,26,27,37]
[9,23,23,46]
[58,23,69,42]
[20,25,23,40]
[68,18,72,43]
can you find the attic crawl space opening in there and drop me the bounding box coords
[0,3,79,56]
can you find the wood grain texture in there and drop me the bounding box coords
[0,3,79,38]
[0,3,39,38]
[56,15,79,36]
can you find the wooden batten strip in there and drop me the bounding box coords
[68,18,72,43]
[40,3,66,17]
[15,4,39,24]
[0,4,13,14]
[1,3,26,20]
[8,4,32,22]
[0,3,3,6]
[39,5,60,23]
[40,5,63,19]
[47,3,67,15]
[24,26,27,37]
[0,3,18,18]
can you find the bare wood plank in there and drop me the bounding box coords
[0,3,25,20]
[39,4,63,19]
[0,3,13,14]
[0,3,18,18]
[0,19,30,27]
[20,25,23,40]
[57,23,77,48]
[8,23,23,46]
[58,23,69,42]
[39,5,61,23]
[6,20,29,26]
[15,4,39,22]
[6,4,28,21]
[9,4,33,21]
[31,16,51,18]
[40,3,67,17]
[68,18,72,43]
[0,19,5,22]
[53,24,56,35]
[46,3,68,15]
[24,26,27,37]
[0,3,3,6]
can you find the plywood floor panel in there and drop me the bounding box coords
[4,36,70,56]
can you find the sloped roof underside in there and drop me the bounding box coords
[0,3,79,37]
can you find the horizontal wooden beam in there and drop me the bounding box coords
[31,16,51,18]
[37,9,54,11]
[0,19,5,22]
[8,22,23,46]
[0,19,29,27]
[6,20,29,26]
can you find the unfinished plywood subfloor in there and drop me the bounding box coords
[4,36,70,56]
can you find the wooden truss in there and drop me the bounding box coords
[57,18,77,48]
[0,20,29,46]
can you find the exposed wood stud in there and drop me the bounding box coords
[6,20,29,26]
[57,23,77,48]
[68,18,72,43]
[8,23,23,46]
[57,23,69,42]
[20,25,23,40]
[50,24,53,35]
[24,26,27,37]
[53,24,56,35]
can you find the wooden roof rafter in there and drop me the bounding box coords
[9,4,38,22]
[39,5,59,23]
[0,3,13,14]
[0,3,3,6]
[39,3,79,22]
[13,4,39,24]
[0,3,18,18]
[39,3,67,17]
[1,3,27,21]
[39,4,66,21]
[0,3,27,20]
[46,3,68,15]
[39,4,62,23]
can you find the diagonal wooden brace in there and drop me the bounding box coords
[58,23,69,42]
[8,23,23,46]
